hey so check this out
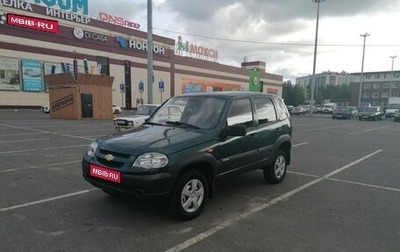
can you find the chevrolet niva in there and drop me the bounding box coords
[82,92,292,221]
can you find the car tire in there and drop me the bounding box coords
[114,110,120,114]
[263,150,287,184]
[332,116,336,119]
[170,169,208,221]
[359,117,362,121]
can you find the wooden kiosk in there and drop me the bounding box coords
[45,73,115,120]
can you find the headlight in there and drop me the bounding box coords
[87,142,98,156]
[133,152,168,169]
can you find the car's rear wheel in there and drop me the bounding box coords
[170,169,208,221]
[263,150,287,184]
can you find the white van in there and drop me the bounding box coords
[322,103,337,114]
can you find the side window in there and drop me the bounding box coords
[227,99,254,127]
[274,98,289,120]
[254,97,277,125]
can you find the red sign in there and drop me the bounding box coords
[7,14,59,34]
[89,164,121,183]
[97,12,140,29]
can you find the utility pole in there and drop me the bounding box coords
[147,0,153,104]
[389,55,396,97]
[358,32,370,105]
[310,0,325,113]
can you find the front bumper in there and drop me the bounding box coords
[82,159,176,199]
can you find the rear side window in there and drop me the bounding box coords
[274,98,289,120]
[227,99,254,127]
[254,97,277,125]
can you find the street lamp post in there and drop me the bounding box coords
[358,32,370,105]
[310,0,325,113]
[389,55,397,97]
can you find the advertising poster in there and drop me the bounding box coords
[249,69,261,92]
[22,60,43,92]
[0,58,20,91]
[182,79,240,94]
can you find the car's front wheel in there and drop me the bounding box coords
[170,169,208,221]
[263,150,287,184]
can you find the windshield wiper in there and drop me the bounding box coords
[165,121,200,129]
[144,121,162,126]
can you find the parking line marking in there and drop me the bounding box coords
[165,149,383,252]
[328,177,400,193]
[0,189,98,213]
[0,138,49,144]
[349,125,390,135]
[0,160,81,173]
[293,142,308,147]
[0,149,38,155]
[303,124,354,132]
[0,123,94,141]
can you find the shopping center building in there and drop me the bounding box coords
[0,0,283,110]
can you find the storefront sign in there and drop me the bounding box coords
[73,28,108,42]
[97,11,140,29]
[116,37,165,55]
[0,0,90,24]
[22,59,43,92]
[34,0,89,15]
[176,36,218,62]
[7,13,59,33]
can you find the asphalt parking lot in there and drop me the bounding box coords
[1,109,399,252]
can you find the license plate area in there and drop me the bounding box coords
[89,164,121,183]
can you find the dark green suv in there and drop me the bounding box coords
[82,92,292,220]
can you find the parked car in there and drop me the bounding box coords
[113,104,160,131]
[290,106,306,115]
[332,106,357,119]
[313,105,322,114]
[358,106,384,121]
[112,104,122,114]
[82,92,292,221]
[394,109,400,122]
[41,105,50,113]
[322,103,337,114]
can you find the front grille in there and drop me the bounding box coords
[95,148,132,169]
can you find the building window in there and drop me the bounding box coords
[381,92,389,98]
[372,92,380,98]
[363,93,370,98]
[365,74,372,79]
[382,83,389,89]
[372,83,380,89]
[375,74,380,79]
[364,83,371,89]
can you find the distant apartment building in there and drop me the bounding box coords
[350,71,400,107]
[296,70,400,107]
[295,71,353,101]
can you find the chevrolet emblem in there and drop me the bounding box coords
[104,154,114,161]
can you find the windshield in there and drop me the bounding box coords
[148,96,226,129]
[387,103,400,109]
[136,105,158,115]
[366,107,378,112]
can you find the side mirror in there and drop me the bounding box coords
[225,124,247,136]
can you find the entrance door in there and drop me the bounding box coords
[81,93,93,118]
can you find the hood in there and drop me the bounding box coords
[114,115,149,121]
[97,125,216,155]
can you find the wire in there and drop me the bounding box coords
[154,27,400,47]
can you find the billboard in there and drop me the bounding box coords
[22,60,43,92]
[0,58,20,91]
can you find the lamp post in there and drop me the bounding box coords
[358,32,370,105]
[389,55,397,97]
[147,0,154,104]
[310,0,325,113]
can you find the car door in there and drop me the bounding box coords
[217,98,259,176]
[253,96,280,168]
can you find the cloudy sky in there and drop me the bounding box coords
[32,0,400,82]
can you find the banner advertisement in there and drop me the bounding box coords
[249,69,261,92]
[22,59,43,92]
[182,79,240,94]
[0,58,20,91]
